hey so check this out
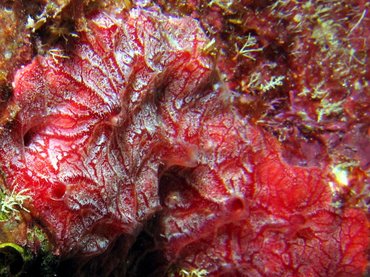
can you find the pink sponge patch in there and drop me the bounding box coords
[0,5,367,276]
